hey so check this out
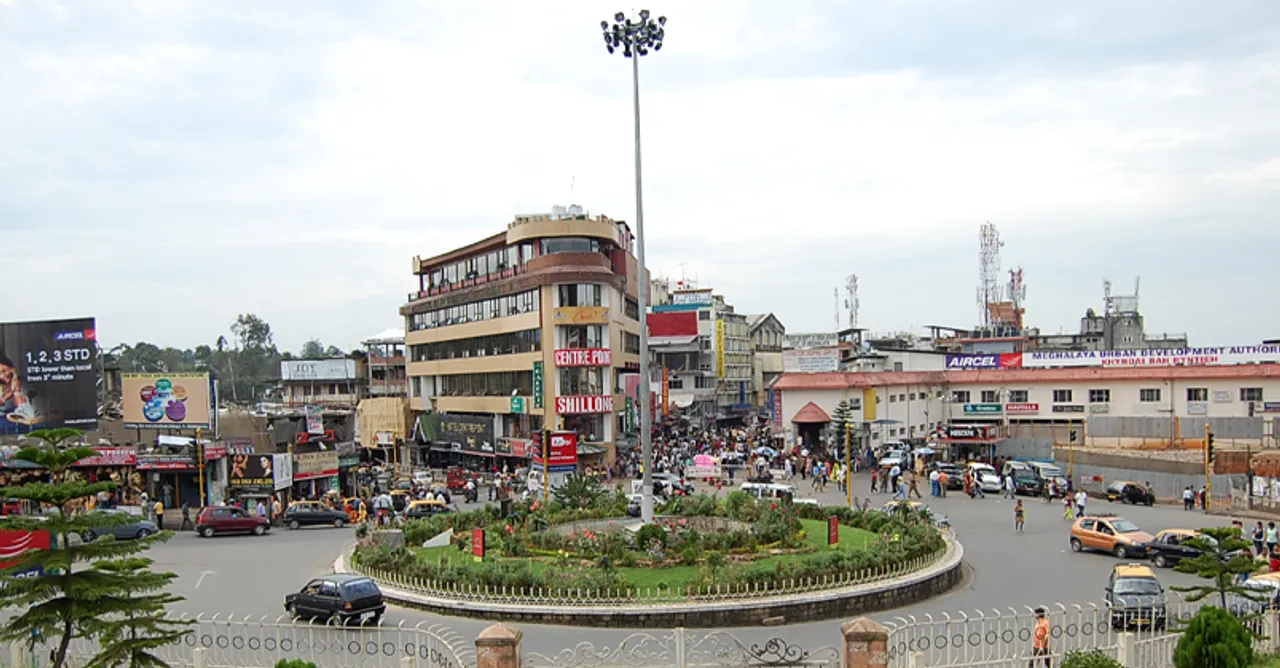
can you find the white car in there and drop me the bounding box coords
[968,463,1002,493]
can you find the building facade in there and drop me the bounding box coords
[401,209,643,467]
[746,314,785,409]
[362,330,407,398]
[647,286,757,423]
[279,359,361,408]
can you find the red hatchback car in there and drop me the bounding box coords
[196,506,271,537]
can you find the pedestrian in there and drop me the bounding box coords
[929,469,940,497]
[1004,474,1015,499]
[1254,522,1266,557]
[1015,500,1025,533]
[180,501,193,531]
[1029,607,1051,667]
[1199,487,1208,513]
[908,472,922,499]
[153,498,165,531]
[1182,486,1195,511]
[1266,522,1278,556]
[869,468,879,494]
[1063,494,1074,521]
[938,470,949,498]
[1074,489,1087,518]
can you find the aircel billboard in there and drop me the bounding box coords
[946,345,1280,370]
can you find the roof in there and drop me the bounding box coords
[323,573,372,583]
[745,313,784,334]
[791,401,831,424]
[1113,564,1156,578]
[363,328,405,344]
[772,364,1280,391]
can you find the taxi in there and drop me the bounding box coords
[1106,563,1167,629]
[1069,513,1154,559]
[403,499,451,520]
[388,489,412,513]
[1144,528,1212,568]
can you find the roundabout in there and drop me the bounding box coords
[342,486,961,627]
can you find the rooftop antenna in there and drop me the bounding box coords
[976,222,1004,326]
[844,273,860,329]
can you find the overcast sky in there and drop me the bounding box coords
[3,1,1278,353]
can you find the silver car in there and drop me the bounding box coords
[81,508,159,542]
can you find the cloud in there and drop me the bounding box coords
[0,0,1277,352]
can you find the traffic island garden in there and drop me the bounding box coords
[351,477,947,604]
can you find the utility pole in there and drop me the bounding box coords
[844,422,852,508]
[1204,422,1214,512]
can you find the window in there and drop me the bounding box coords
[667,378,684,390]
[624,332,640,354]
[889,394,897,403]
[1008,390,1029,403]
[624,297,639,320]
[898,394,905,402]
[980,390,1000,403]
[541,237,601,254]
[558,367,607,396]
[557,284,602,307]
[410,329,541,362]
[1139,388,1161,403]
[438,371,533,397]
[893,362,904,372]
[952,390,970,403]
[1052,389,1073,403]
[698,311,711,321]
[1089,389,1111,404]
[1241,387,1264,402]
[408,290,539,331]
[562,325,605,349]
[1186,388,1208,402]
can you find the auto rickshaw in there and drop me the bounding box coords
[446,467,478,492]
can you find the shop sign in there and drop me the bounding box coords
[439,415,495,454]
[74,447,137,467]
[508,439,529,459]
[1004,403,1040,415]
[273,454,293,490]
[962,403,1002,415]
[551,306,609,325]
[1052,405,1085,414]
[771,390,783,435]
[1088,404,1111,414]
[1263,402,1280,413]
[624,397,635,433]
[782,349,840,373]
[338,455,361,468]
[555,395,614,414]
[135,454,196,471]
[554,348,612,367]
[942,425,985,440]
[531,362,544,409]
[1021,345,1280,369]
[229,453,275,490]
[296,429,336,444]
[715,319,726,378]
[531,431,578,472]
[1188,402,1208,416]
[202,444,227,460]
[509,396,525,414]
[670,289,713,306]
[1213,390,1234,404]
[294,452,339,481]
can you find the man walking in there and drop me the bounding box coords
[1074,489,1087,519]
[1183,486,1195,511]
[153,498,165,531]
[1004,474,1016,499]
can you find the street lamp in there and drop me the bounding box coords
[601,9,666,523]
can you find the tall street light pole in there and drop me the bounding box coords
[603,9,666,523]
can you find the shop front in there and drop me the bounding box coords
[292,451,340,499]
[72,446,141,506]
[136,453,199,508]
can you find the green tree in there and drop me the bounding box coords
[551,473,605,509]
[300,339,325,358]
[0,429,190,668]
[86,556,191,668]
[1171,526,1264,609]
[1173,606,1253,668]
[830,400,855,456]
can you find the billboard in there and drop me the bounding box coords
[121,373,212,430]
[438,414,495,454]
[280,359,356,381]
[785,333,838,350]
[945,354,1020,370]
[0,529,51,584]
[782,349,841,373]
[229,453,275,492]
[551,307,610,325]
[532,431,578,472]
[73,447,137,467]
[945,345,1280,370]
[0,317,98,435]
[670,290,713,306]
[715,319,726,378]
[293,451,339,481]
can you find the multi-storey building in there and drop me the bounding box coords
[279,359,361,408]
[746,314,785,409]
[648,285,756,423]
[401,208,643,469]
[362,330,407,398]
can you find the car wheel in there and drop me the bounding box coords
[289,519,301,530]
[135,529,152,540]
[1154,554,1169,568]
[1114,544,1127,558]
[252,525,266,536]
[80,531,95,543]
[1070,538,1083,552]
[1146,499,1154,507]
[333,518,345,528]
[200,527,216,538]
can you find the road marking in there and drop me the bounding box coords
[195,571,215,589]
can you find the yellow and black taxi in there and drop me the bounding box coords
[1070,513,1154,559]
[1105,481,1155,506]
[1144,529,1215,568]
[403,498,451,520]
[1106,563,1167,629]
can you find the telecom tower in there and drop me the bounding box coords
[976,222,1004,326]
[844,274,859,329]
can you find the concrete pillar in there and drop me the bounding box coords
[1266,610,1280,654]
[840,618,889,668]
[193,647,207,668]
[476,623,523,668]
[1115,632,1135,667]
[10,641,27,668]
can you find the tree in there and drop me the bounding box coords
[85,557,191,668]
[231,313,274,351]
[830,400,855,456]
[0,429,190,668]
[1173,606,1253,668]
[300,339,325,358]
[1171,526,1264,609]
[552,473,605,509]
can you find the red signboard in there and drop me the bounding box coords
[554,349,613,367]
[472,528,485,560]
[0,529,51,569]
[1005,403,1040,415]
[296,429,337,444]
[509,439,528,459]
[73,447,137,467]
[203,444,227,460]
[532,431,578,471]
[556,395,615,414]
[828,517,839,546]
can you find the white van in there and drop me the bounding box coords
[739,482,819,505]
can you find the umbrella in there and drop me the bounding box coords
[753,446,778,458]
[914,447,936,456]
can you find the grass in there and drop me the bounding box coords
[410,518,879,594]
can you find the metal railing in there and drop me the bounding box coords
[354,545,949,607]
[883,597,1279,668]
[525,628,841,668]
[59,613,475,668]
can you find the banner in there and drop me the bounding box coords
[280,359,356,381]
[946,345,1280,370]
[305,405,324,435]
[945,354,1021,370]
[438,414,495,454]
[770,390,783,435]
[661,367,670,417]
[715,319,726,378]
[0,317,98,434]
[135,454,196,470]
[551,306,609,325]
[782,349,841,373]
[229,453,275,492]
[531,431,578,472]
[294,451,339,481]
[73,447,137,467]
[532,362,544,408]
[273,453,293,491]
[121,373,212,429]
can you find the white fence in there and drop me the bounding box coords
[26,613,475,668]
[525,628,842,668]
[883,600,1279,668]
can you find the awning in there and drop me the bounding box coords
[578,444,608,456]
[791,401,831,424]
[669,393,696,408]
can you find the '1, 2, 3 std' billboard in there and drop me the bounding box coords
[0,317,99,435]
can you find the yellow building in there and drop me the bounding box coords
[401,209,644,470]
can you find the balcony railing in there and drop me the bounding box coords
[407,264,527,302]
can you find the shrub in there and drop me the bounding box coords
[275,661,318,668]
[1061,650,1121,668]
[1173,606,1253,668]
[635,523,667,551]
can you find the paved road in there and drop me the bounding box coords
[154,481,1240,657]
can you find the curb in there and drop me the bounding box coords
[333,534,965,628]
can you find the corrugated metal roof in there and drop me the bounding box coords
[773,364,1280,390]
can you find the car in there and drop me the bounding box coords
[653,473,695,495]
[284,574,386,625]
[196,506,271,538]
[1069,514,1154,559]
[81,508,158,542]
[1002,463,1042,496]
[1026,462,1069,495]
[1105,481,1155,506]
[411,470,433,486]
[1,498,22,516]
[1106,563,1167,629]
[389,490,413,512]
[282,501,350,530]
[626,493,643,517]
[967,463,1002,493]
[1144,529,1214,568]
[403,499,451,520]
[930,463,964,490]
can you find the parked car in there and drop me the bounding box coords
[626,493,643,517]
[282,501,350,530]
[967,463,1002,493]
[930,462,964,490]
[1105,481,1155,506]
[80,508,158,542]
[403,499,451,520]
[1144,529,1222,568]
[653,473,695,496]
[196,506,271,538]
[1070,514,1154,559]
[284,574,386,625]
[1106,563,1167,629]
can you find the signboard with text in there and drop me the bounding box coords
[73,447,137,467]
[439,414,495,454]
[229,453,276,491]
[293,451,339,481]
[784,333,838,350]
[122,373,212,430]
[554,349,612,367]
[0,317,98,435]
[962,404,1002,415]
[1004,403,1040,415]
[670,290,713,306]
[551,307,610,325]
[280,359,356,381]
[531,431,578,472]
[715,319,726,378]
[532,362,544,408]
[782,349,841,373]
[555,395,615,414]
[946,345,1280,370]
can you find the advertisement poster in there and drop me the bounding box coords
[770,390,783,435]
[273,453,293,491]
[229,453,276,492]
[73,447,137,467]
[828,517,839,547]
[531,362,544,408]
[0,529,51,584]
[532,431,578,472]
[687,454,720,478]
[472,528,485,561]
[715,319,726,378]
[304,405,324,435]
[0,317,98,435]
[121,372,212,430]
[293,451,339,481]
[439,414,495,454]
[661,367,670,417]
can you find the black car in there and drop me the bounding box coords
[1004,466,1042,496]
[930,463,964,490]
[285,574,385,625]
[1144,529,1221,568]
[1105,481,1155,506]
[281,501,349,530]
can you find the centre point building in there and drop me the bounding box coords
[400,207,644,471]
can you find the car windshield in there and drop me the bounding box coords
[343,579,380,598]
[1115,578,1161,595]
[1037,466,1063,477]
[1112,520,1142,533]
[1014,472,1037,482]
